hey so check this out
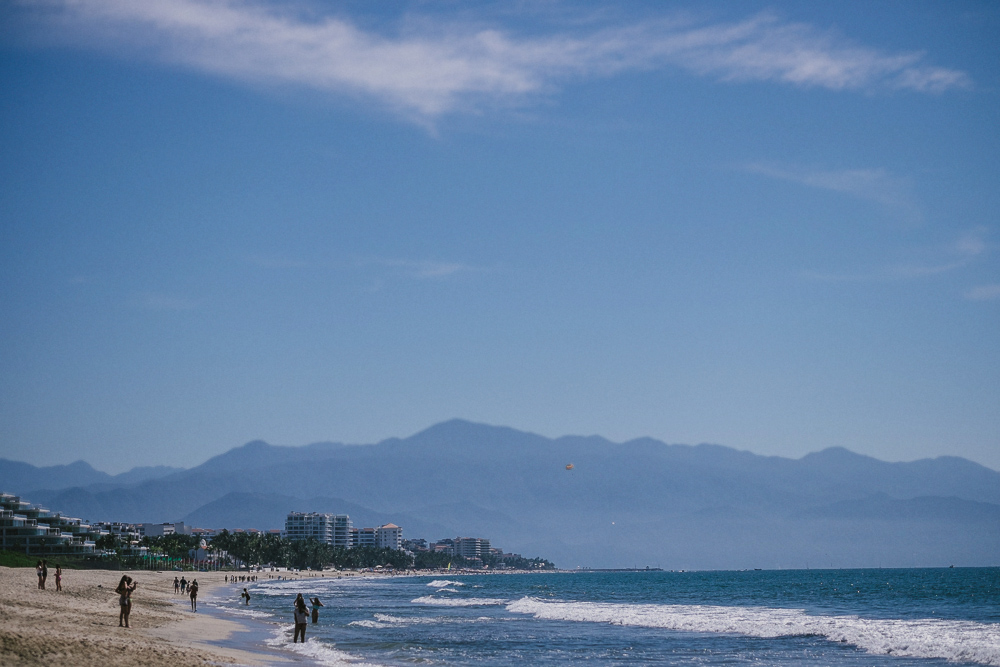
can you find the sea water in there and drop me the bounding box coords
[204,568,1000,666]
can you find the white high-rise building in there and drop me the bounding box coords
[453,537,490,559]
[285,512,352,546]
[375,523,402,550]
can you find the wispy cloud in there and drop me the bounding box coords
[366,257,483,279]
[744,163,921,221]
[19,1,971,120]
[806,227,990,283]
[965,284,1000,301]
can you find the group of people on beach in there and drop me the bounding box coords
[34,560,61,591]
[105,570,326,642]
[292,593,324,642]
[172,576,199,611]
[226,574,256,583]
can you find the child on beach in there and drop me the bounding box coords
[189,579,199,612]
[293,594,308,643]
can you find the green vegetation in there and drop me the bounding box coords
[204,531,554,571]
[4,533,554,572]
[0,549,38,568]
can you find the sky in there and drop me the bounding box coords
[1,1,998,474]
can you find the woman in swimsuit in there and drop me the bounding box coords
[115,575,136,627]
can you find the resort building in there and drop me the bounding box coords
[351,527,376,548]
[376,523,402,550]
[140,522,192,537]
[285,512,353,547]
[453,537,491,560]
[0,492,99,556]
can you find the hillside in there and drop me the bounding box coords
[4,420,999,569]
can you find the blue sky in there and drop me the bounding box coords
[1,1,998,474]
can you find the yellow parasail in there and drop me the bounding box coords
[565,463,574,470]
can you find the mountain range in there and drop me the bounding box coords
[3,420,998,569]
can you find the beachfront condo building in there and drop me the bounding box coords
[352,526,376,548]
[375,523,402,550]
[453,537,491,560]
[140,522,192,537]
[285,511,353,548]
[0,492,99,556]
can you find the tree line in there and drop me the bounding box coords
[127,530,553,571]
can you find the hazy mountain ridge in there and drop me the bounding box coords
[0,458,183,496]
[3,420,998,568]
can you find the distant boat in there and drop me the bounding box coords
[565,464,574,470]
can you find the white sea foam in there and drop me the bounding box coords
[349,613,495,629]
[426,579,465,588]
[265,628,382,666]
[220,605,276,620]
[506,598,1000,666]
[411,595,508,607]
[436,587,462,593]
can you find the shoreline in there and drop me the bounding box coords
[1,565,558,666]
[0,566,356,666]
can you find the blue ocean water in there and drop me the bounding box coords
[205,568,1000,666]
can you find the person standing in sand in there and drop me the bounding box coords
[174,577,180,594]
[55,565,62,592]
[189,579,199,612]
[40,560,48,589]
[293,594,308,643]
[180,576,187,594]
[35,561,43,589]
[115,575,136,627]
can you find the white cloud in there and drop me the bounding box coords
[965,284,1000,301]
[744,163,920,220]
[806,227,991,283]
[20,1,972,119]
[368,258,481,279]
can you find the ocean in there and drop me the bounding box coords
[203,568,1000,666]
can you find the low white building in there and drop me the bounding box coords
[140,522,191,537]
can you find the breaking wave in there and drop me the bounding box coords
[505,597,1000,666]
[411,595,508,607]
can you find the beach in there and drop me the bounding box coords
[0,566,345,666]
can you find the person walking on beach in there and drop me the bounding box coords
[40,560,48,590]
[180,576,187,594]
[310,597,323,624]
[174,577,180,594]
[241,588,251,605]
[189,579,199,612]
[293,594,308,643]
[115,575,136,627]
[35,561,43,589]
[55,565,62,592]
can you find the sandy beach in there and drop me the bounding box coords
[0,566,319,666]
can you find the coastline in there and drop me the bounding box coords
[1,565,556,666]
[0,566,355,666]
